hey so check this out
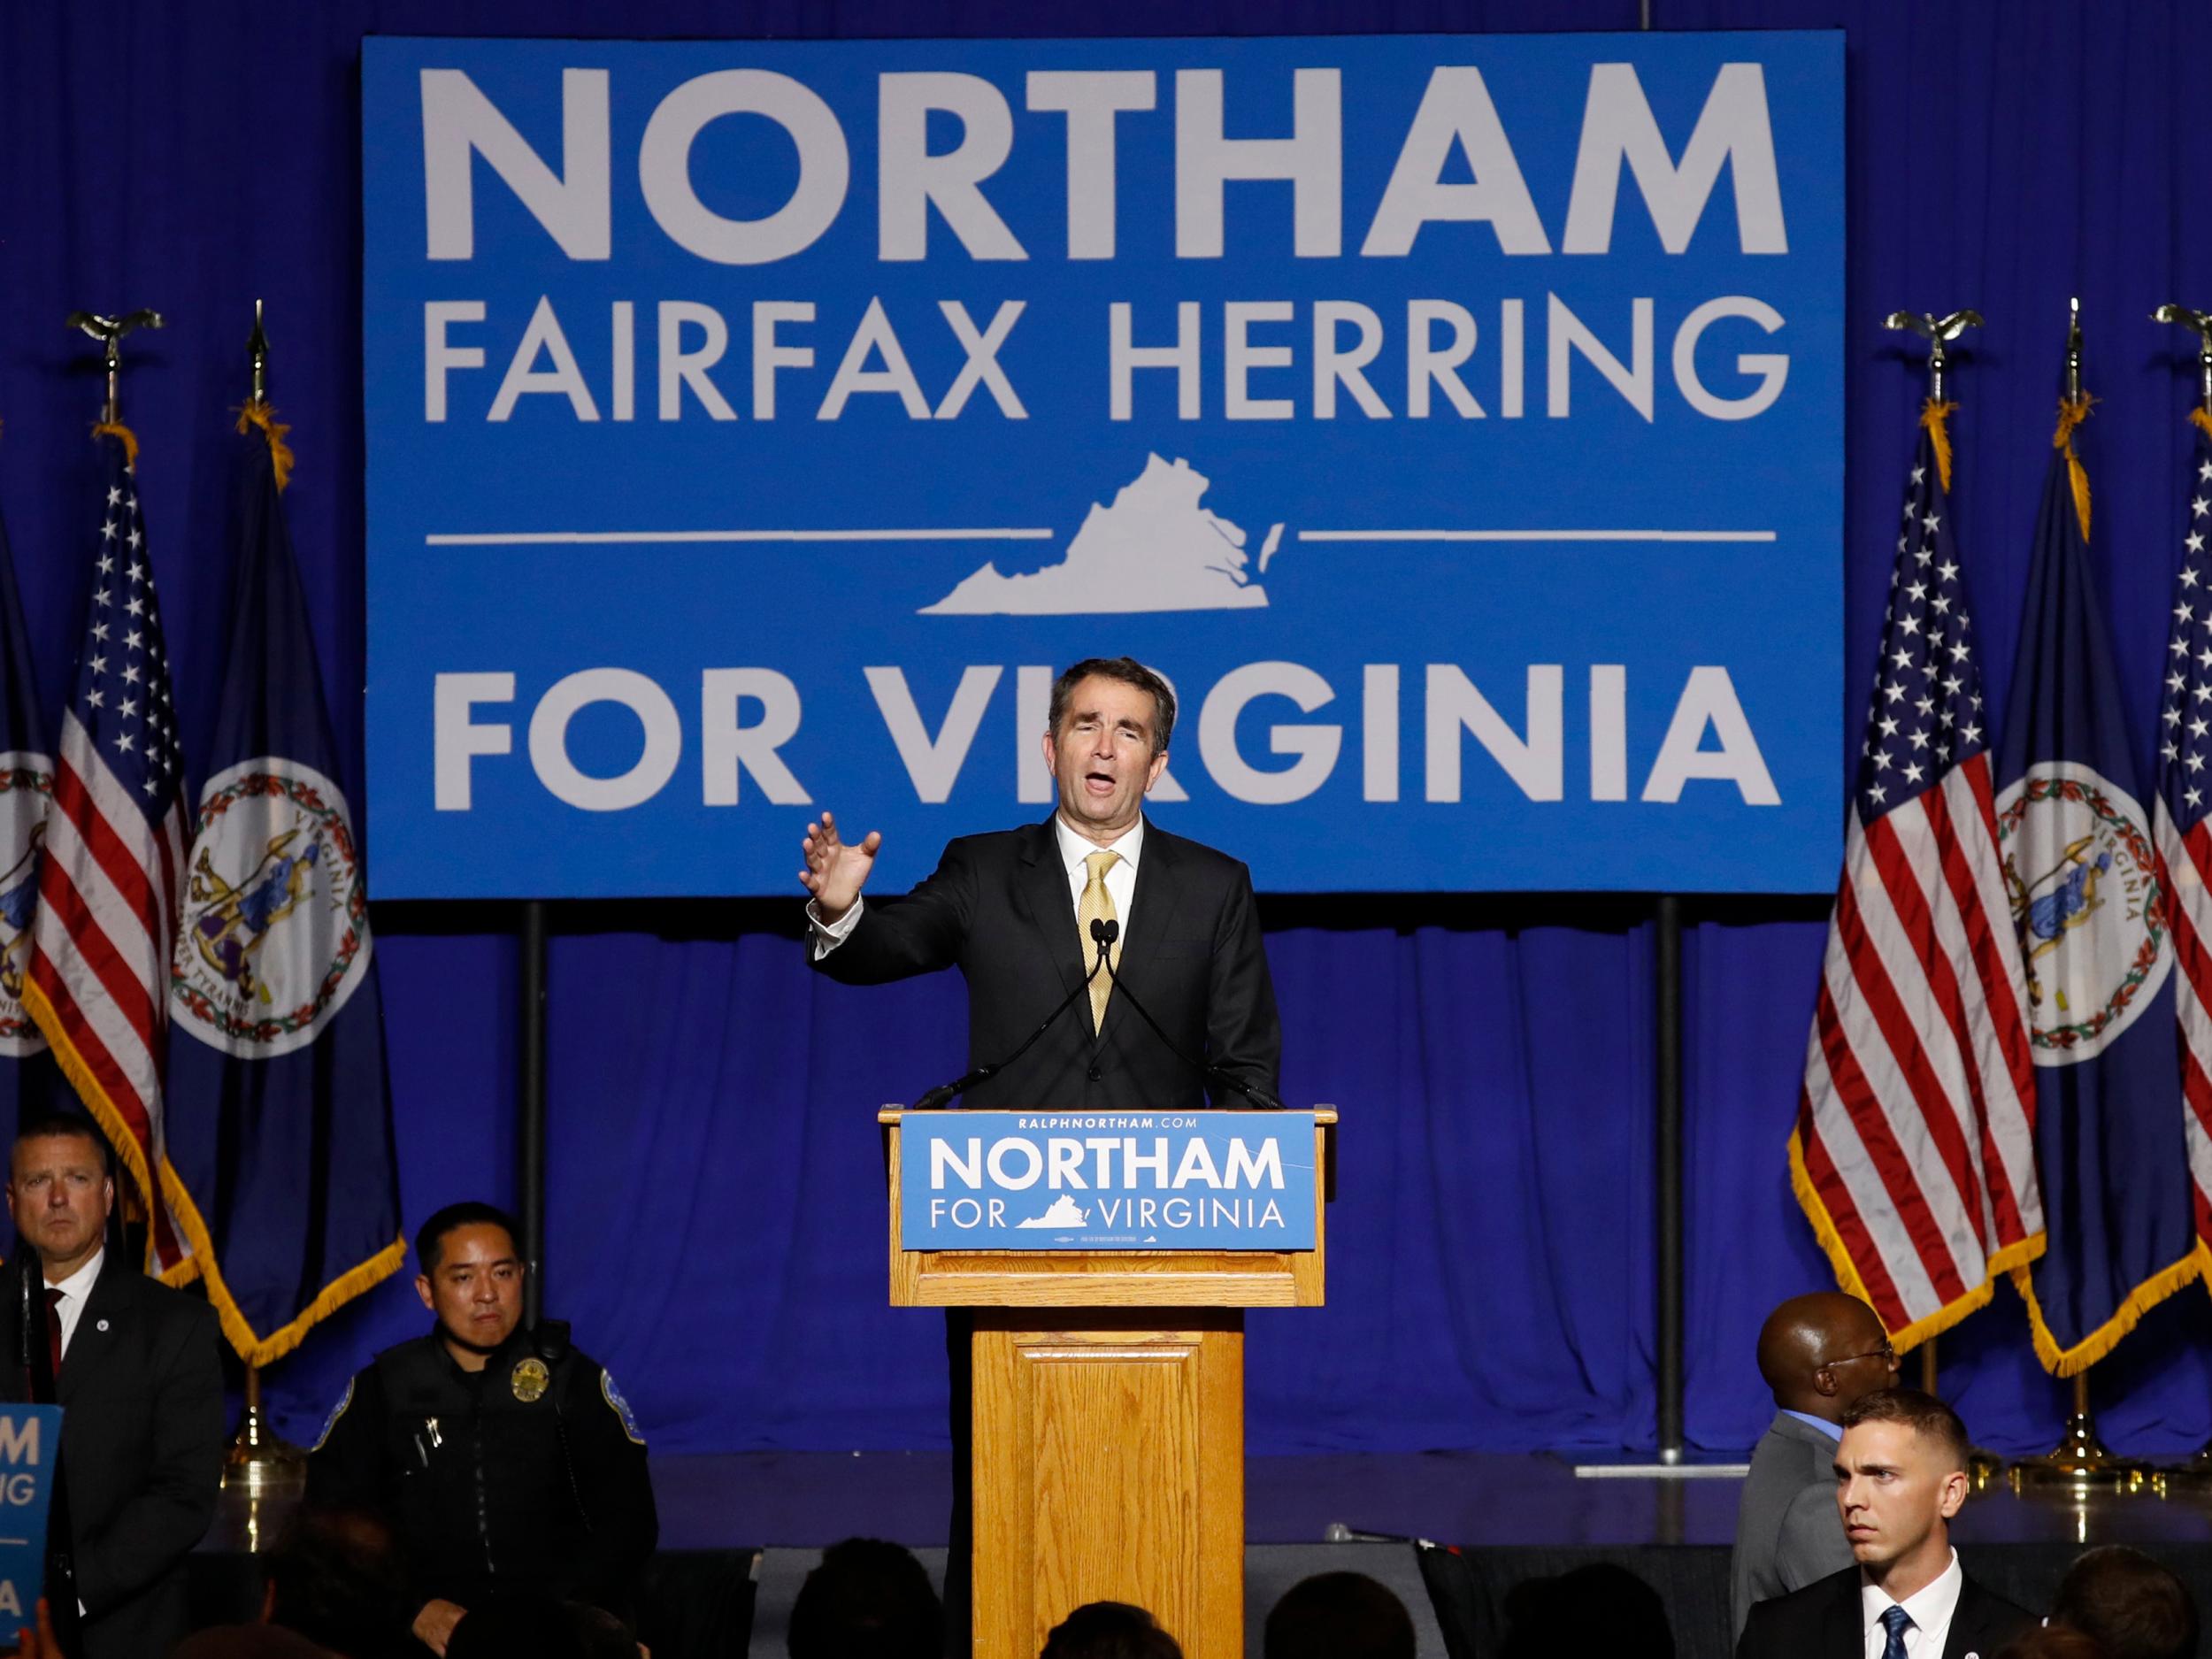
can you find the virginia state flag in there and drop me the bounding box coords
[1994,396,2207,1373]
[161,414,403,1363]
[0,497,62,1135]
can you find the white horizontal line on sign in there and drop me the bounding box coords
[1297,529,1778,543]
[425,528,1056,546]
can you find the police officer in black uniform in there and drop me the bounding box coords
[306,1202,657,1656]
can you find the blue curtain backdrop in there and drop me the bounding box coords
[5,0,2212,1461]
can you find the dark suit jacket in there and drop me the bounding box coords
[1731,1411,1855,1635]
[1737,1562,2033,1659]
[812,816,1280,1109]
[0,1255,225,1659]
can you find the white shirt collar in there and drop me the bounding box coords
[47,1248,104,1301]
[1863,1548,1962,1652]
[1054,814,1144,875]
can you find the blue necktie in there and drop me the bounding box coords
[1879,1603,1915,1659]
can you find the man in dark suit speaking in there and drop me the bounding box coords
[3,1112,224,1659]
[1737,1388,2030,1659]
[801,656,1283,1651]
[800,654,1281,1110]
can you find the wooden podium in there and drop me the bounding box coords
[879,1107,1336,1659]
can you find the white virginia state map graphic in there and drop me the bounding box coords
[922,455,1284,616]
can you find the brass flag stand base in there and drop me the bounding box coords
[220,1366,307,1550]
[2008,1375,2147,1493]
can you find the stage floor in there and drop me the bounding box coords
[640,1448,2212,1553]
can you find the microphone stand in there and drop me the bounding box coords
[16,1244,79,1655]
[910,936,1113,1110]
[1089,919,1288,1111]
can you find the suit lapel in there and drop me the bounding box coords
[1826,1568,1864,1659]
[1098,822,1180,1048]
[1940,1578,1996,1659]
[58,1261,129,1403]
[1013,818,1086,1001]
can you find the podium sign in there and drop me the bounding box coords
[899,1110,1316,1250]
[0,1407,62,1626]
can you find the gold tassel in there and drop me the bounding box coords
[234,398,296,492]
[2053,396,2095,541]
[89,420,140,471]
[1920,400,1957,494]
[2191,406,2212,447]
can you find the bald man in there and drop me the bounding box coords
[1730,1292,1901,1636]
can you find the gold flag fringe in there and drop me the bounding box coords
[2009,1242,2209,1378]
[89,420,139,471]
[1788,1127,2044,1354]
[1921,400,1956,494]
[234,399,295,492]
[2053,396,2095,541]
[2191,406,2212,447]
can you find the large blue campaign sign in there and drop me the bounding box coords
[362,31,1842,897]
[901,1110,1317,1250]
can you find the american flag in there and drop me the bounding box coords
[1792,408,2043,1346]
[2153,410,2212,1255]
[20,432,189,1271]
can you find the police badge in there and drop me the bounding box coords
[511,1356,550,1403]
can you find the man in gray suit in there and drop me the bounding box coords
[1730,1291,1901,1636]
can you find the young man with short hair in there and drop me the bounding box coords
[1737,1387,2032,1659]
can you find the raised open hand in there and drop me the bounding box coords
[800,810,881,921]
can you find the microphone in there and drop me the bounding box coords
[910,930,1113,1110]
[1324,1522,1416,1545]
[1089,918,1289,1111]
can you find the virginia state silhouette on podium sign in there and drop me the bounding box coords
[1018,1194,1090,1229]
[922,454,1284,615]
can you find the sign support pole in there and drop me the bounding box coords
[519,900,549,1327]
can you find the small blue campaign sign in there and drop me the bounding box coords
[901,1110,1317,1250]
[0,1406,62,1624]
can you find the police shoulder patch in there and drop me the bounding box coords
[601,1368,644,1446]
[311,1378,355,1452]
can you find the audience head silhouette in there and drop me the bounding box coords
[442,1591,634,1659]
[1040,1601,1184,1659]
[2051,1545,2200,1659]
[1993,1626,2112,1659]
[264,1504,409,1657]
[1263,1571,1416,1659]
[1498,1563,1675,1659]
[787,1537,943,1659]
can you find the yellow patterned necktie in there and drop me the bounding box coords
[1077,849,1121,1033]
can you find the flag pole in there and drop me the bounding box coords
[2151,298,2212,1489]
[1878,307,2009,1486]
[2007,302,2143,1494]
[58,307,163,1271]
[212,303,310,1532]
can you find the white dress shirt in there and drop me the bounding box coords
[45,1248,104,1361]
[810,815,1144,957]
[1862,1549,1963,1659]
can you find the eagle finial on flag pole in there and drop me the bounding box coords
[63,309,163,433]
[2153,303,2212,414]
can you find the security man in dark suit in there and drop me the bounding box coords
[1738,1387,2031,1659]
[306,1202,657,1657]
[0,1110,225,1659]
[802,655,1285,1652]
